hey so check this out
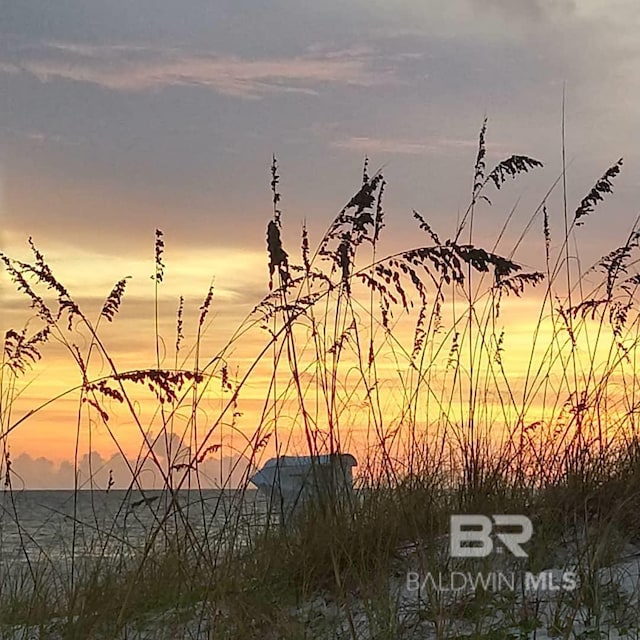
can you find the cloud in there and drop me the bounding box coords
[10,449,252,489]
[470,0,576,21]
[331,135,508,156]
[0,42,395,98]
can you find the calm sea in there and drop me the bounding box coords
[0,489,266,569]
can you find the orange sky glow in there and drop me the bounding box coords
[2,0,640,487]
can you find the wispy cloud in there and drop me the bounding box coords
[0,42,395,98]
[471,0,576,22]
[331,135,507,156]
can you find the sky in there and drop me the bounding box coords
[2,0,640,488]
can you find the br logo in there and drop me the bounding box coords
[450,515,533,558]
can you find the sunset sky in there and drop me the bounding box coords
[2,0,640,488]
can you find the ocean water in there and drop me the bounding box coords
[0,489,267,569]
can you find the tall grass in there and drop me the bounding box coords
[1,120,640,638]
